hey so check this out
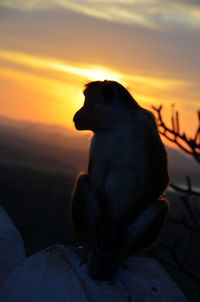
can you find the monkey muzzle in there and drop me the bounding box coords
[73,111,87,130]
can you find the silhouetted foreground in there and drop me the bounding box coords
[0,207,187,302]
[0,207,25,286]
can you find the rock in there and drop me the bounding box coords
[0,245,187,302]
[0,206,25,287]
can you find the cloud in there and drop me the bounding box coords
[0,50,123,82]
[0,0,200,30]
[0,49,189,91]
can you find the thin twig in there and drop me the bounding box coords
[152,106,200,163]
[170,182,200,197]
[168,216,200,231]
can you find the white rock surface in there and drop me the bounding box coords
[0,206,25,287]
[0,245,187,302]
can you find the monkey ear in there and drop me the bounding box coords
[102,81,115,103]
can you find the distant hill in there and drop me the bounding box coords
[0,115,90,175]
[0,115,90,151]
[0,115,199,187]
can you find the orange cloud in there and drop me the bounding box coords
[0,50,189,90]
[0,49,198,136]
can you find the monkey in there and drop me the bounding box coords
[70,80,169,280]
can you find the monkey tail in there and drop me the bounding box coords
[88,248,118,281]
[87,225,119,280]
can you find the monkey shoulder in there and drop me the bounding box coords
[90,124,147,172]
[88,109,159,171]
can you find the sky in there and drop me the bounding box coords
[0,0,200,140]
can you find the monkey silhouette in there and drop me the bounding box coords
[71,80,169,280]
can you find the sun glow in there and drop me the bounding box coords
[0,50,126,128]
[0,50,123,83]
[0,67,83,128]
[0,49,195,133]
[0,50,189,90]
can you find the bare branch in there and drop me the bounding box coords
[170,178,200,197]
[150,105,200,282]
[173,238,200,281]
[176,111,180,133]
[152,106,200,163]
[151,237,200,281]
[168,216,200,231]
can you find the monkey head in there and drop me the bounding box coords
[73,80,140,132]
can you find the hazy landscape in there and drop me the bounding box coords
[0,115,199,301]
[0,115,89,254]
[0,115,199,252]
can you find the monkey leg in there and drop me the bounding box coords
[70,172,100,250]
[71,173,118,280]
[119,198,170,261]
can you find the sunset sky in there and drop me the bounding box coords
[0,0,200,140]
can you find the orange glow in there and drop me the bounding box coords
[0,50,189,90]
[0,50,123,83]
[0,67,83,128]
[0,50,198,139]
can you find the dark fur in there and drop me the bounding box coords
[71,80,169,280]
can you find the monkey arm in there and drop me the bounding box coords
[70,173,101,249]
